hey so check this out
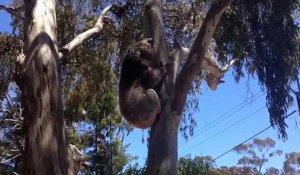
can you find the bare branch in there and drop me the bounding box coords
[0,4,24,20]
[222,58,238,71]
[289,86,297,94]
[172,0,234,114]
[59,5,112,59]
[0,153,21,164]
[2,118,21,123]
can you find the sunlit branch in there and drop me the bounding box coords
[59,5,112,59]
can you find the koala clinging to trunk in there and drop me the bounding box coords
[119,38,166,128]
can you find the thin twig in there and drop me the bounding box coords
[0,4,24,20]
[0,153,21,164]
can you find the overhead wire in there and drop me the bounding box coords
[210,110,297,162]
[179,106,266,155]
[179,91,265,145]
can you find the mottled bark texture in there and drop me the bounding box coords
[15,0,70,174]
[13,1,111,174]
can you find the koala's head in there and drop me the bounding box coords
[126,38,157,66]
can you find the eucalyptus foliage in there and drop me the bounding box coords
[215,0,300,138]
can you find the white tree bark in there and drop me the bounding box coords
[18,0,70,174]
[59,5,112,59]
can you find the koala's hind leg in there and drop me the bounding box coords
[135,89,161,128]
[123,89,161,129]
[143,89,161,114]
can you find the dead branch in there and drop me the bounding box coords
[172,0,235,114]
[222,58,238,71]
[0,154,21,164]
[59,5,112,59]
[0,4,24,20]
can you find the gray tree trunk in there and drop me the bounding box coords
[144,0,235,174]
[15,0,71,174]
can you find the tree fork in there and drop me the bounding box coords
[144,0,234,174]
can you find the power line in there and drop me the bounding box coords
[211,110,297,162]
[179,91,265,145]
[179,106,266,155]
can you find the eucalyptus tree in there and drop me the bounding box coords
[233,137,283,174]
[0,0,299,175]
[283,152,300,175]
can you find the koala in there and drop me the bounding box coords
[119,38,166,128]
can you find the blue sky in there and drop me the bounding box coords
[124,72,300,170]
[1,0,299,172]
[0,0,11,32]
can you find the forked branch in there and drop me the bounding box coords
[59,5,112,59]
[172,0,235,115]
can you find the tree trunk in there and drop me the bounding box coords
[15,0,70,174]
[144,0,234,174]
[143,1,179,174]
[146,103,179,175]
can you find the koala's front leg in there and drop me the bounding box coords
[142,66,166,89]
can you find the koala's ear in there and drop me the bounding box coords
[126,47,140,61]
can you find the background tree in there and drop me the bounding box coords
[175,138,297,175]
[264,167,280,175]
[122,163,147,175]
[0,0,133,174]
[283,152,300,175]
[177,155,212,175]
[233,137,283,174]
[144,0,299,174]
[0,92,23,175]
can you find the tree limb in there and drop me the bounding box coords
[0,153,21,164]
[59,5,112,59]
[172,0,234,115]
[143,0,168,65]
[0,4,24,20]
